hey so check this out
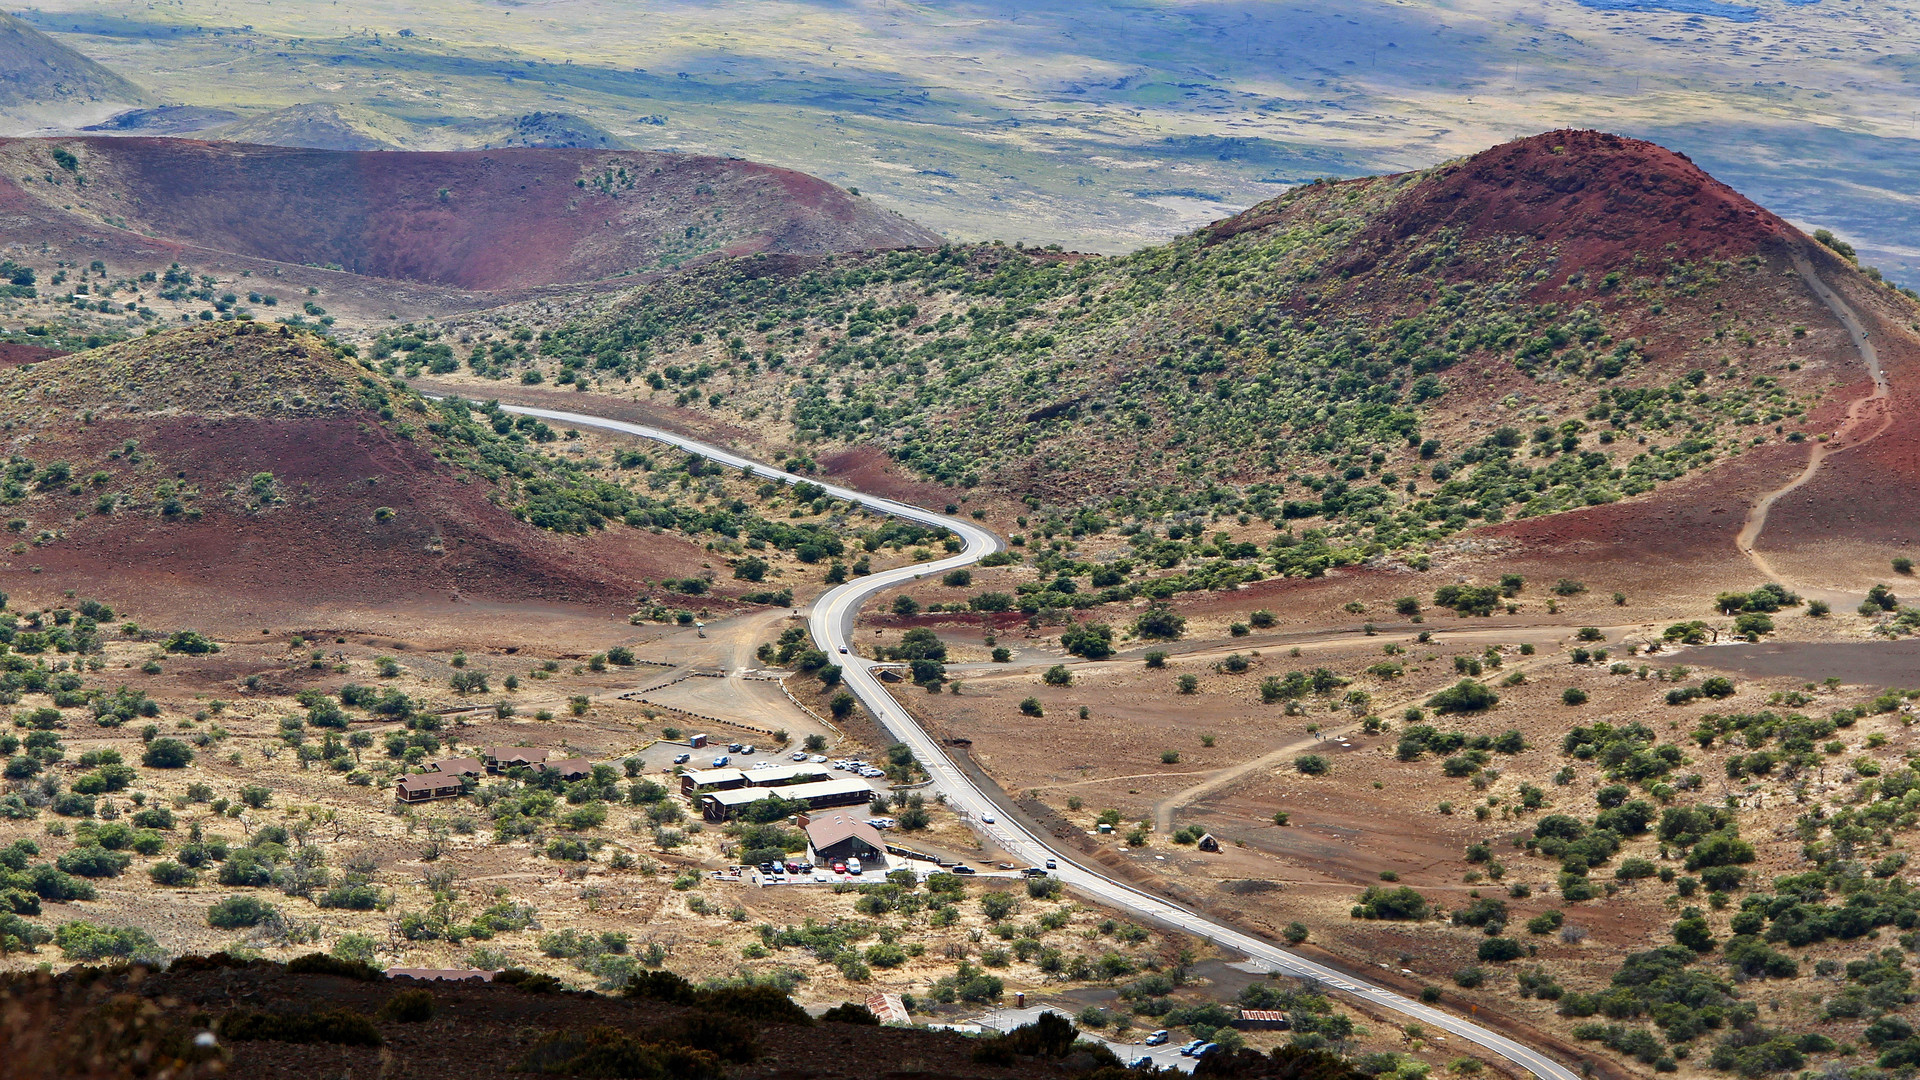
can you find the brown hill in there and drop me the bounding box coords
[0,323,717,618]
[0,137,939,292]
[0,13,144,110]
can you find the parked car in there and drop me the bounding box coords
[860,767,886,778]
[831,861,847,874]
[785,861,802,875]
[1127,1056,1153,1069]
[951,864,976,875]
[813,871,830,883]
[1193,1043,1220,1058]
[1178,1040,1206,1056]
[728,743,744,753]
[1144,1030,1170,1047]
[672,753,691,765]
[1022,867,1048,878]
[712,755,731,767]
[791,751,809,761]
[758,862,777,875]
[847,857,863,874]
[741,745,755,755]
[808,754,828,764]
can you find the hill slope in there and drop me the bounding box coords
[0,324,729,614]
[0,137,941,291]
[0,13,143,111]
[449,131,1915,574]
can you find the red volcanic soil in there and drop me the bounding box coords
[0,137,939,292]
[0,342,63,365]
[19,414,710,620]
[1214,129,1792,290]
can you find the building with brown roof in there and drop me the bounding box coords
[427,756,485,777]
[396,772,465,803]
[540,757,592,781]
[485,747,549,773]
[803,811,887,867]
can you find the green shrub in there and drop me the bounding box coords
[287,952,383,981]
[376,989,435,1023]
[208,895,279,929]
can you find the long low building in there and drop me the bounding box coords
[680,763,832,798]
[700,777,873,822]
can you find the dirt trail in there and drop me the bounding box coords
[1735,249,1894,603]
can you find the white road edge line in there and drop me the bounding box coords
[471,398,1579,1080]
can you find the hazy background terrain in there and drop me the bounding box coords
[4,0,1917,282]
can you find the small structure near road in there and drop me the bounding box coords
[865,991,909,1025]
[1234,1010,1292,1030]
[1196,832,1221,853]
[803,811,887,869]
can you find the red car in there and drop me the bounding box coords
[831,861,847,874]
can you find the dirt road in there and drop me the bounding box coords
[1736,249,1894,603]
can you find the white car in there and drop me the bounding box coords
[980,812,996,824]
[813,872,830,883]
[847,857,863,875]
[741,745,755,755]
[860,767,886,779]
[751,761,778,770]
[791,751,809,761]
[808,754,828,764]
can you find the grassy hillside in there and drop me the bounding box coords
[425,133,1914,580]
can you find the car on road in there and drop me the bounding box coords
[712,755,731,767]
[791,751,809,761]
[672,753,690,765]
[1144,1030,1170,1047]
[979,812,995,824]
[1045,859,1057,870]
[847,857,862,874]
[950,864,976,875]
[1022,867,1048,878]
[838,646,848,654]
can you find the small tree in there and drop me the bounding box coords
[142,739,193,768]
[1019,698,1044,717]
[1042,665,1072,687]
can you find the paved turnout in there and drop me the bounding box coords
[488,401,1579,1080]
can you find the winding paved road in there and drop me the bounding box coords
[486,401,1579,1080]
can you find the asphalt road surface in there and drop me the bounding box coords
[489,401,1579,1080]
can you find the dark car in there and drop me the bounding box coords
[951,864,976,875]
